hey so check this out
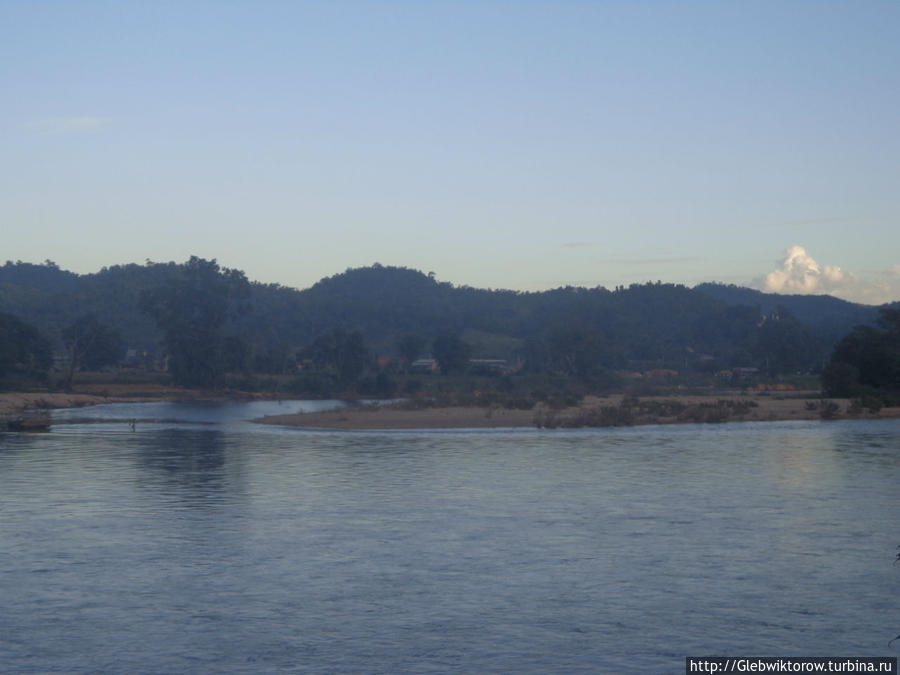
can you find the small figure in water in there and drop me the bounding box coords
[130,418,136,432]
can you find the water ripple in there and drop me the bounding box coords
[2,403,899,673]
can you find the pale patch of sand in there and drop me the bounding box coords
[256,393,900,430]
[0,384,240,418]
[0,392,121,416]
[4,389,897,430]
[258,404,538,430]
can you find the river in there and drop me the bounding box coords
[2,400,899,673]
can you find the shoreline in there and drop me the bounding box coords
[0,384,281,418]
[256,393,900,430]
[3,388,898,431]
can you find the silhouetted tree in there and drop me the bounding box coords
[824,308,900,396]
[0,312,52,382]
[61,314,124,389]
[299,329,369,385]
[821,361,861,397]
[432,334,471,375]
[527,325,620,379]
[140,257,249,388]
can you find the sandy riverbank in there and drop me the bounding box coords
[259,403,539,429]
[0,384,272,417]
[4,388,898,431]
[256,393,900,430]
[0,392,139,416]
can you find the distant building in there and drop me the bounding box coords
[411,358,439,372]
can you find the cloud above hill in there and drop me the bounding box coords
[761,246,854,295]
[756,246,900,305]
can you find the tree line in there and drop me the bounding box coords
[822,308,900,404]
[1,257,897,396]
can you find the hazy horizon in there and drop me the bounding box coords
[3,2,898,303]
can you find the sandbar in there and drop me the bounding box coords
[255,394,900,430]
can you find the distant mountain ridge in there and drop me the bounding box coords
[0,259,891,376]
[694,282,883,320]
[693,282,886,344]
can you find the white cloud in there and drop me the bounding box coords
[25,116,109,135]
[761,245,854,295]
[756,246,900,305]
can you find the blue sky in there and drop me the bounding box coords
[2,1,898,303]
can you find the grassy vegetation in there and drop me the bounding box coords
[45,365,826,402]
[534,397,761,428]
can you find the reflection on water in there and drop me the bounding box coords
[2,402,899,674]
[132,429,229,496]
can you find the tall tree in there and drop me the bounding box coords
[299,329,369,385]
[61,314,124,389]
[823,308,900,396]
[140,257,250,388]
[432,334,471,375]
[0,312,52,382]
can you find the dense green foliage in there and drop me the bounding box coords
[297,329,369,385]
[822,308,900,399]
[0,311,52,384]
[61,314,124,389]
[695,283,881,347]
[1,257,895,392]
[432,335,472,375]
[139,257,250,388]
[396,333,426,369]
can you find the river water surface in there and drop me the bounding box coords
[2,400,899,673]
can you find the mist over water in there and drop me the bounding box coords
[2,402,899,673]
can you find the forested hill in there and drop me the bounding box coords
[694,283,884,345]
[0,259,889,377]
